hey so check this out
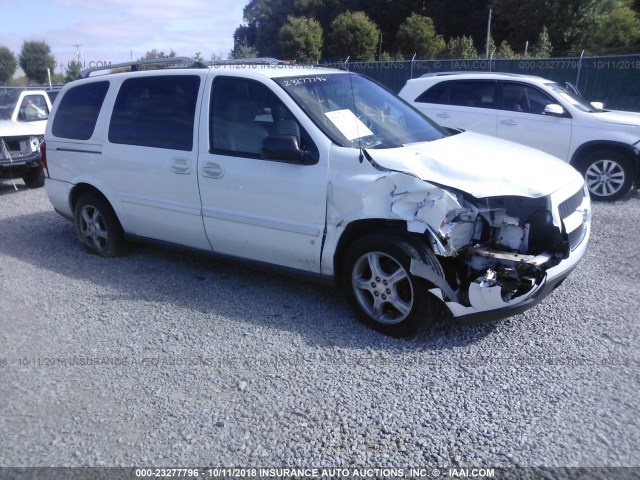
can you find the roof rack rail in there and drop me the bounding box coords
[210,57,284,66]
[418,71,527,78]
[80,56,207,79]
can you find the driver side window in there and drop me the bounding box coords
[501,83,555,115]
[210,77,307,158]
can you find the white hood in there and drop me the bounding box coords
[0,119,42,137]
[594,110,640,127]
[370,131,584,199]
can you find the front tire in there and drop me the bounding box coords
[74,192,127,257]
[578,150,634,201]
[341,232,442,337]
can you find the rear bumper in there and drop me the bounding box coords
[44,177,74,220]
[0,151,41,178]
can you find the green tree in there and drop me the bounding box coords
[531,27,553,57]
[141,49,177,60]
[193,51,205,63]
[0,46,17,84]
[442,35,479,59]
[233,0,491,59]
[232,23,258,56]
[230,39,259,59]
[328,11,379,61]
[493,0,637,55]
[279,16,323,63]
[590,2,640,53]
[64,60,82,83]
[396,13,445,59]
[19,41,56,84]
[496,40,519,58]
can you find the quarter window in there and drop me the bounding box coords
[109,75,200,151]
[52,81,109,140]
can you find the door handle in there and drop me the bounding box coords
[171,158,191,174]
[500,119,517,126]
[435,112,450,119]
[203,162,224,179]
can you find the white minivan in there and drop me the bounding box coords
[42,59,590,336]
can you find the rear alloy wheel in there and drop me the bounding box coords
[74,193,127,257]
[342,232,442,337]
[580,150,634,201]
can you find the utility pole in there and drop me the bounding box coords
[485,8,492,59]
[73,44,82,63]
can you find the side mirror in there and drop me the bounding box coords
[261,135,318,165]
[544,104,566,116]
[590,101,604,110]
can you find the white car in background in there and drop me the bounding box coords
[0,88,54,188]
[399,72,640,201]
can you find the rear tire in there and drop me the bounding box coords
[578,150,634,201]
[74,192,127,257]
[341,231,442,337]
[23,167,45,189]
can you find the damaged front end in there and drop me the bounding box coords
[393,179,590,319]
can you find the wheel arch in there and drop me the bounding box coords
[333,219,444,285]
[69,183,111,213]
[570,140,639,179]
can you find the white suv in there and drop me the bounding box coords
[42,59,590,337]
[399,72,640,201]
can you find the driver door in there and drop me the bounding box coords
[197,75,328,272]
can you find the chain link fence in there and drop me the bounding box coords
[322,53,640,111]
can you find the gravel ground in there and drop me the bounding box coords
[1,179,639,469]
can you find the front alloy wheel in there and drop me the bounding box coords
[581,151,634,201]
[352,252,414,324]
[342,232,442,337]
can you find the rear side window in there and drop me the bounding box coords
[52,81,109,140]
[415,80,497,109]
[109,75,200,151]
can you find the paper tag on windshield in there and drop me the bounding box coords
[325,109,373,141]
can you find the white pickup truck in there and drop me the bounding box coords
[0,88,54,188]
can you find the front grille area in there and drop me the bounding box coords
[559,188,585,219]
[557,186,588,252]
[568,224,587,251]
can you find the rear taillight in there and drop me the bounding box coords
[40,141,48,176]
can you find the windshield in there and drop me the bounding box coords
[545,82,599,113]
[274,73,447,149]
[0,89,21,120]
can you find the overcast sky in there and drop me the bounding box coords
[0,0,246,74]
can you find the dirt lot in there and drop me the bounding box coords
[1,180,639,468]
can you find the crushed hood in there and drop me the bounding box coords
[371,131,583,198]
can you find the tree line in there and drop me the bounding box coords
[3,0,639,85]
[232,0,640,62]
[0,41,62,85]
